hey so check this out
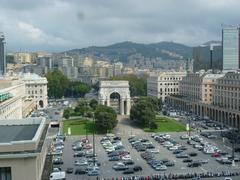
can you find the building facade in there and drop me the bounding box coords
[166,71,240,129]
[21,73,48,108]
[222,25,240,70]
[193,43,222,72]
[147,72,187,102]
[0,33,6,76]
[0,79,25,119]
[0,117,49,180]
[13,52,33,64]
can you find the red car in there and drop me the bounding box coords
[211,152,220,157]
[83,144,92,149]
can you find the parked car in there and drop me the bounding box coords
[123,168,134,174]
[165,161,175,166]
[183,158,193,163]
[133,165,142,171]
[176,153,189,158]
[66,168,73,174]
[123,159,135,165]
[112,162,129,171]
[74,168,86,175]
[88,169,99,176]
[211,152,221,157]
[109,156,120,161]
[189,152,198,157]
[53,157,63,165]
[155,165,167,171]
[187,162,201,167]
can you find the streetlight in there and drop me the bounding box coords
[92,112,96,166]
[186,102,192,139]
[85,126,88,140]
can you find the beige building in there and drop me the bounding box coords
[0,117,49,180]
[179,72,224,104]
[0,73,48,120]
[20,73,48,108]
[0,78,25,119]
[167,71,240,129]
[201,74,225,104]
[13,52,33,64]
[147,71,186,102]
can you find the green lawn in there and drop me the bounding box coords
[144,116,186,132]
[63,119,94,135]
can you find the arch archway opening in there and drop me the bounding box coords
[110,92,120,114]
[39,100,44,108]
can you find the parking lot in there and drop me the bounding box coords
[50,116,240,180]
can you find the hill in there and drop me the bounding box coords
[65,41,193,63]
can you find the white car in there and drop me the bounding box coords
[180,134,189,139]
[168,146,178,151]
[155,165,167,171]
[74,160,88,166]
[106,147,115,153]
[121,155,132,161]
[147,149,160,154]
[50,171,66,180]
[163,142,173,147]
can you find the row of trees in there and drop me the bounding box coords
[130,97,162,129]
[46,70,90,98]
[111,75,147,96]
[63,99,98,119]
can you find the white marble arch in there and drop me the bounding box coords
[98,80,131,115]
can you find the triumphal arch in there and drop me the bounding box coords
[98,81,131,115]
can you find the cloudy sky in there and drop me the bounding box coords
[0,0,239,52]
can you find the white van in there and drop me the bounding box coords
[49,171,66,180]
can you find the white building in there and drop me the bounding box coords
[147,71,187,102]
[0,78,25,119]
[20,73,48,108]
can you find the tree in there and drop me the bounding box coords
[74,100,90,116]
[63,108,70,119]
[130,97,156,127]
[65,82,91,98]
[94,105,117,133]
[89,99,98,110]
[139,96,162,112]
[46,70,70,98]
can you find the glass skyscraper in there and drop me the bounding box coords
[0,33,6,76]
[222,26,240,70]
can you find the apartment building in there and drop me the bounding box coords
[166,71,240,129]
[147,71,186,102]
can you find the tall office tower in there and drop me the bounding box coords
[193,43,222,72]
[222,25,240,70]
[0,33,6,76]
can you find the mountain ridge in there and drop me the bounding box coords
[63,41,217,63]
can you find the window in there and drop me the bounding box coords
[0,167,11,180]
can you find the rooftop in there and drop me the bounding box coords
[0,124,39,143]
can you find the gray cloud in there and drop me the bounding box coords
[0,0,239,52]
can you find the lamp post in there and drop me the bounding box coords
[186,102,192,140]
[92,112,96,166]
[85,127,88,140]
